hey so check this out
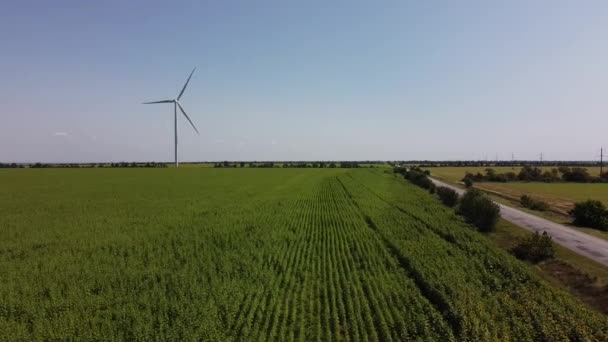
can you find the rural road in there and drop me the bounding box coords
[430,178,608,267]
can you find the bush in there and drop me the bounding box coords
[512,231,555,263]
[463,177,473,188]
[437,186,459,207]
[458,189,500,232]
[520,195,549,211]
[405,170,435,190]
[518,166,543,181]
[561,167,591,183]
[570,200,608,230]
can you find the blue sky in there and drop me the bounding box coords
[1,1,607,162]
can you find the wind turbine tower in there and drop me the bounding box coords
[143,68,199,167]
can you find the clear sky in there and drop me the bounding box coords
[1,1,607,162]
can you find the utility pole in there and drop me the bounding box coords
[601,147,604,176]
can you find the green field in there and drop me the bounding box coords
[1,168,607,340]
[425,166,608,209]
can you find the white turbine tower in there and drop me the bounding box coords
[143,68,199,168]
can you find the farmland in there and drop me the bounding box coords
[425,166,605,185]
[1,168,607,340]
[425,166,608,215]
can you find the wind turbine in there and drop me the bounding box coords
[143,68,199,168]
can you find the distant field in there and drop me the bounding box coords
[426,166,604,184]
[425,166,608,210]
[1,168,607,340]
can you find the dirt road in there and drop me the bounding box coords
[430,178,608,267]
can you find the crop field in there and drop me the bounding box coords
[425,166,608,211]
[1,168,607,340]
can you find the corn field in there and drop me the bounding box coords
[0,168,606,340]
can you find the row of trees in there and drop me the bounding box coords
[396,166,556,263]
[433,181,555,263]
[463,166,608,184]
[2,162,169,168]
[412,160,603,168]
[395,166,501,232]
[0,163,24,168]
[214,161,364,168]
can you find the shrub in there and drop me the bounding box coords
[561,167,591,183]
[570,200,608,230]
[393,166,407,175]
[437,186,459,207]
[518,166,543,181]
[520,195,549,211]
[463,177,473,188]
[458,189,500,232]
[512,231,555,263]
[405,170,435,190]
[504,172,518,182]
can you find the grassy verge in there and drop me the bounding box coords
[488,219,608,313]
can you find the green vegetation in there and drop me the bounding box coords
[512,232,556,263]
[425,166,608,230]
[457,189,500,232]
[1,168,607,340]
[570,200,608,231]
[461,166,605,184]
[487,219,608,314]
[520,194,549,211]
[436,186,459,207]
[399,167,435,192]
[426,166,606,185]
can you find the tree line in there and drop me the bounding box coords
[1,162,168,168]
[213,161,365,168]
[463,166,608,184]
[394,166,556,263]
[404,160,604,168]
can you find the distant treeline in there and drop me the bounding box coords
[462,166,608,184]
[0,162,168,168]
[213,161,366,168]
[0,163,24,168]
[397,160,604,168]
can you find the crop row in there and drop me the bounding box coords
[338,170,608,340]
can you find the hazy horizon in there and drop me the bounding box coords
[2,1,607,163]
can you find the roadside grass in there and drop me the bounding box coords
[488,219,608,313]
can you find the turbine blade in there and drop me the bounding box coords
[177,102,199,134]
[142,100,174,104]
[177,68,196,101]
